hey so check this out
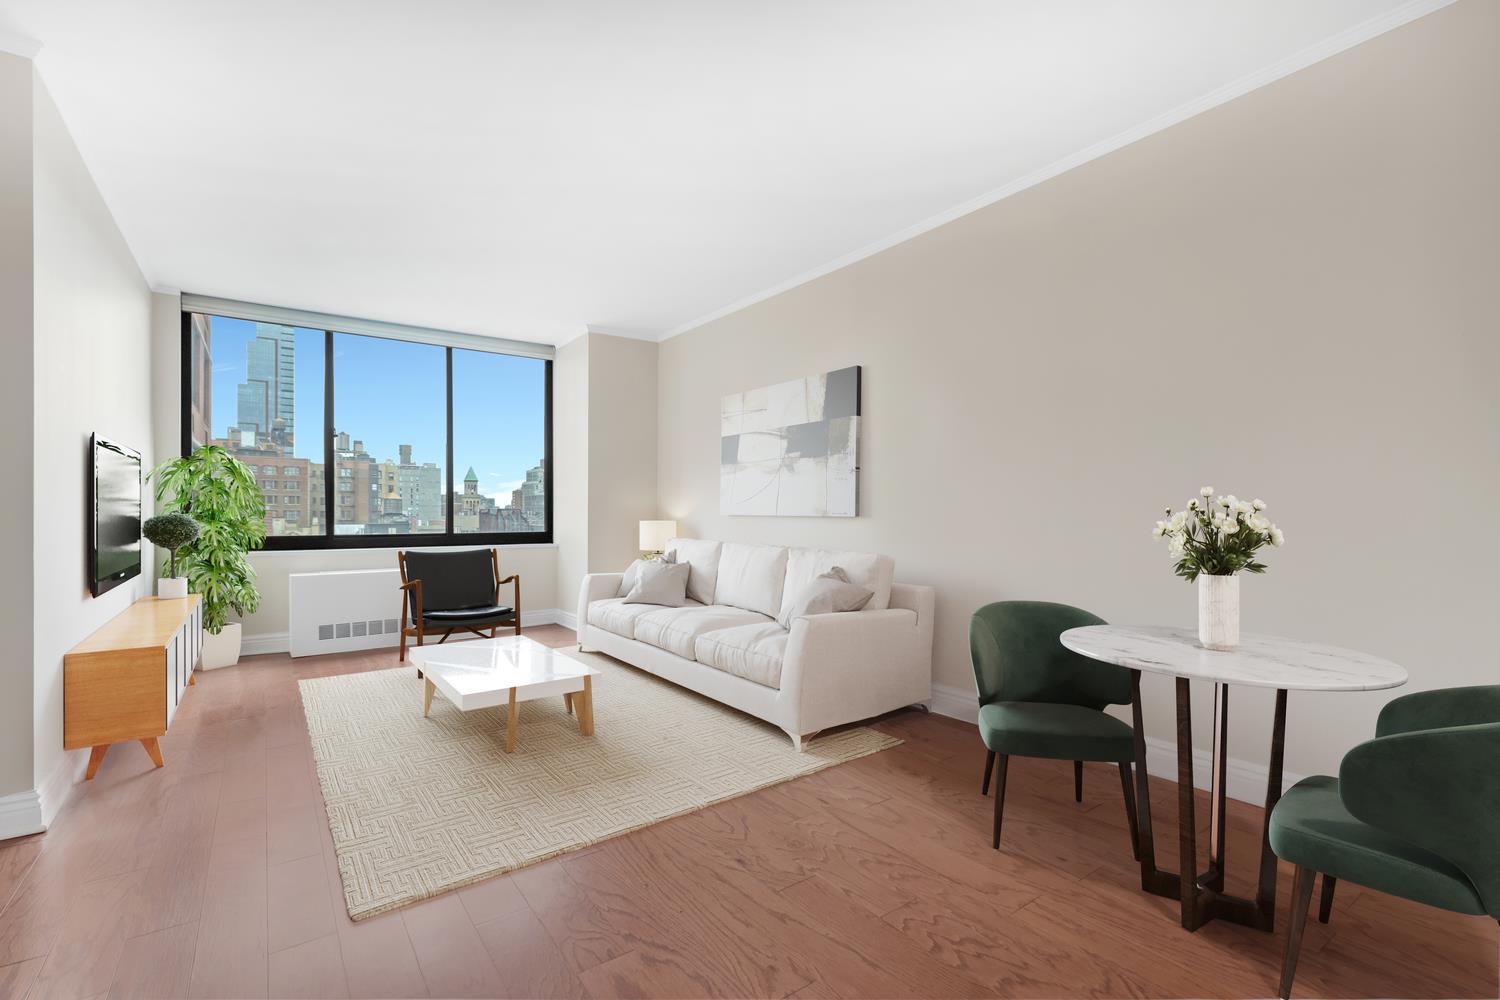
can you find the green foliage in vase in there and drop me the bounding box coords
[148,446,266,633]
[1153,486,1285,582]
[141,511,200,578]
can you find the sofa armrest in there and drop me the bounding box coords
[576,573,624,638]
[782,602,934,735]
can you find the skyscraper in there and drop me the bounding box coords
[234,324,296,455]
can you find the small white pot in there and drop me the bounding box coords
[158,576,189,599]
[1197,574,1240,651]
[202,622,243,670]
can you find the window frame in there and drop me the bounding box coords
[180,311,554,550]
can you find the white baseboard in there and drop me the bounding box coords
[928,682,1303,806]
[242,609,571,657]
[0,748,88,841]
[554,609,578,632]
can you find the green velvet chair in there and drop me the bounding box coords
[1270,685,1500,999]
[969,601,1139,856]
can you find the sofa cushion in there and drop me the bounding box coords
[777,568,873,628]
[622,560,690,606]
[713,543,789,617]
[778,547,895,623]
[665,538,722,605]
[695,622,791,689]
[588,597,702,640]
[632,605,773,660]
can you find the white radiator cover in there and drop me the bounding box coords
[289,568,405,658]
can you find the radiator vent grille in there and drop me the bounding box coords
[316,619,404,640]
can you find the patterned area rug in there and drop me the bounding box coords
[299,647,901,921]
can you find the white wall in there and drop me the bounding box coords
[30,72,154,808]
[0,54,36,804]
[553,335,589,620]
[656,2,1500,782]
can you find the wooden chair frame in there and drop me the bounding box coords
[398,548,521,669]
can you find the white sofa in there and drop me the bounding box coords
[576,538,934,749]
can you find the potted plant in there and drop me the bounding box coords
[143,512,200,598]
[148,445,267,668]
[1153,486,1285,650]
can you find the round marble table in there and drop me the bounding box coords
[1059,625,1407,933]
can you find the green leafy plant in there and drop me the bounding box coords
[148,445,266,633]
[142,512,200,578]
[1153,486,1285,582]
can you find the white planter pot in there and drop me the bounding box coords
[202,622,242,670]
[1197,574,1240,650]
[158,576,189,599]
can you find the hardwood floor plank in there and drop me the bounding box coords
[0,956,43,1000]
[268,854,336,953]
[188,831,269,998]
[32,867,150,999]
[269,934,349,999]
[108,922,199,1000]
[473,908,587,998]
[331,912,429,1000]
[577,948,727,1000]
[456,875,528,925]
[510,860,634,974]
[401,894,508,998]
[0,838,43,916]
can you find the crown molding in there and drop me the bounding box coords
[0,30,42,60]
[660,0,1456,342]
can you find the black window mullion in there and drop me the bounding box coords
[323,330,335,538]
[445,347,455,535]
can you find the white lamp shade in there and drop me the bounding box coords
[639,520,677,552]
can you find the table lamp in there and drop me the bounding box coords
[639,520,677,560]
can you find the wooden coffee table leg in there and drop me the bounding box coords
[578,676,595,737]
[563,691,574,715]
[505,687,518,753]
[422,679,435,718]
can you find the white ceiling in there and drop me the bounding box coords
[0,0,1438,344]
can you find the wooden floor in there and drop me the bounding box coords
[1,625,1494,1000]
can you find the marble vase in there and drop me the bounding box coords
[1197,574,1240,650]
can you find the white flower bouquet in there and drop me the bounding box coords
[1153,486,1285,581]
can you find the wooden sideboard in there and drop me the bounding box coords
[64,594,204,779]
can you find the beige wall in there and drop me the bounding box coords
[554,333,660,618]
[0,54,36,800]
[31,73,155,799]
[657,1,1500,781]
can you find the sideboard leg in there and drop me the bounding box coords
[85,744,109,780]
[141,737,164,769]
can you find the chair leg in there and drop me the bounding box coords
[1118,761,1141,862]
[399,628,407,662]
[1074,760,1083,802]
[981,749,996,796]
[1318,874,1336,924]
[991,754,1010,849]
[1279,865,1317,999]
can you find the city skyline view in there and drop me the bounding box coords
[193,314,547,536]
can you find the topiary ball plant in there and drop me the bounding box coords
[142,512,200,579]
[148,445,266,634]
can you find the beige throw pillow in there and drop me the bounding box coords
[776,566,874,628]
[622,560,690,606]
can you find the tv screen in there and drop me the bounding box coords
[91,434,142,596]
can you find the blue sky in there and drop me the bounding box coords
[206,317,545,501]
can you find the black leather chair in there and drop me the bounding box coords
[398,548,520,670]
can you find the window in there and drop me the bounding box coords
[452,349,547,534]
[183,307,552,549]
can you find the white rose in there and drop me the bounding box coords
[1152,522,1166,538]
[1252,498,1266,511]
[1169,511,1188,530]
[1270,526,1285,546]
[1221,518,1240,535]
[1168,538,1186,559]
[1200,486,1215,497]
[1248,515,1270,533]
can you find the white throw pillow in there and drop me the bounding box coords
[622,561,690,606]
[777,568,874,628]
[617,551,676,597]
[778,547,895,623]
[713,543,789,617]
[665,538,722,605]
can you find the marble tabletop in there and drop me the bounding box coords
[1060,625,1408,692]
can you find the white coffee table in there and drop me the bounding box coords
[408,635,600,753]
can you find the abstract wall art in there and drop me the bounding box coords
[720,365,860,517]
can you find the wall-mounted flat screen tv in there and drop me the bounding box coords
[91,434,142,596]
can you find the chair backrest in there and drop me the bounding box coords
[400,549,496,612]
[969,601,1131,709]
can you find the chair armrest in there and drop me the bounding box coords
[1376,685,1500,737]
[399,579,422,622]
[577,573,624,636]
[1340,722,1500,913]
